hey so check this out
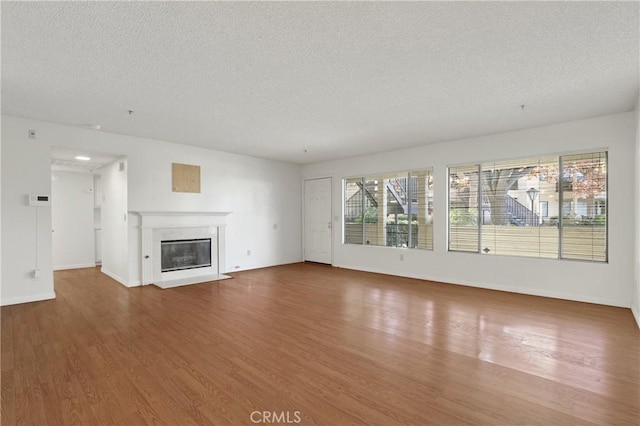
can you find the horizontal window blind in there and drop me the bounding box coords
[344,178,364,245]
[343,168,433,250]
[448,165,479,252]
[411,170,434,250]
[560,152,607,262]
[480,156,558,258]
[448,151,607,262]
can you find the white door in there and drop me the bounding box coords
[51,171,96,270]
[304,178,332,264]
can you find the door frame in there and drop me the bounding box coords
[302,175,334,265]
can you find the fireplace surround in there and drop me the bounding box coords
[133,211,231,289]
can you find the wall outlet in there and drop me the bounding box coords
[32,269,40,279]
[400,254,404,261]
[247,250,251,256]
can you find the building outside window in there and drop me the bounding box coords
[344,169,434,250]
[448,151,607,262]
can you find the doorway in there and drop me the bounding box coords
[304,177,332,264]
[50,148,122,272]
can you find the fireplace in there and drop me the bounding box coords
[161,238,212,272]
[132,211,231,289]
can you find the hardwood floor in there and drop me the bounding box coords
[2,263,639,425]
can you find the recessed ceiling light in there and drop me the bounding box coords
[75,156,91,161]
[80,123,101,130]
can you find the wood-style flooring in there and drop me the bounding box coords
[2,263,639,425]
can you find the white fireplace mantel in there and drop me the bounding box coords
[131,211,232,288]
[136,211,232,229]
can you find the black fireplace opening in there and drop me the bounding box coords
[161,238,212,272]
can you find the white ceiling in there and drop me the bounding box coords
[51,147,119,173]
[2,2,639,165]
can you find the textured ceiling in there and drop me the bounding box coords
[2,2,639,164]
[51,147,119,172]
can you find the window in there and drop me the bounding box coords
[448,151,607,262]
[540,201,549,218]
[448,165,479,252]
[344,169,433,249]
[559,152,607,262]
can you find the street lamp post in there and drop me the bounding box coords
[526,187,539,226]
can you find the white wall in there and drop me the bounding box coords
[633,96,640,327]
[51,170,95,270]
[5,111,632,310]
[1,115,301,297]
[1,123,55,305]
[96,159,129,284]
[1,116,3,299]
[94,174,103,263]
[123,139,302,283]
[0,117,2,305]
[303,112,636,308]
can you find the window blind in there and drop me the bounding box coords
[480,156,558,258]
[560,152,607,262]
[448,165,480,252]
[344,168,434,249]
[448,151,607,262]
[410,170,434,250]
[344,178,365,245]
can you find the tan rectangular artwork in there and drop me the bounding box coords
[172,163,201,193]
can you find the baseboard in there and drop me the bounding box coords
[632,302,640,330]
[334,263,628,308]
[224,259,302,274]
[54,263,96,271]
[100,267,133,288]
[1,291,56,307]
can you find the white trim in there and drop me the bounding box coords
[334,262,629,308]
[302,172,335,182]
[234,258,304,272]
[341,167,434,181]
[54,263,96,271]
[229,260,301,273]
[132,211,232,216]
[446,146,609,169]
[132,211,231,228]
[131,211,230,286]
[101,267,139,287]
[632,302,640,330]
[1,291,56,306]
[303,176,333,265]
[152,228,220,284]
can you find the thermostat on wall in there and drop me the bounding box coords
[28,194,50,206]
